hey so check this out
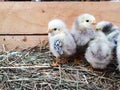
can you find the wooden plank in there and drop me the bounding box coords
[0,2,120,50]
[0,2,120,34]
[0,36,48,50]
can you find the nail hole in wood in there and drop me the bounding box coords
[3,38,6,41]
[42,10,45,13]
[22,37,27,42]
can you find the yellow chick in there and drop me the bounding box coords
[48,19,76,66]
[70,13,96,64]
[71,13,96,46]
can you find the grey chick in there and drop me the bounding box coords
[96,21,120,71]
[96,21,120,47]
[116,34,120,71]
[85,30,114,69]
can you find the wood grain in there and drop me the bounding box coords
[0,2,120,50]
[0,36,48,50]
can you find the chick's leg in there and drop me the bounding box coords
[51,57,60,67]
[73,54,83,66]
[89,64,94,72]
[59,58,68,64]
[89,64,105,72]
[73,59,81,65]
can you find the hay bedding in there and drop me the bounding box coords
[0,42,120,90]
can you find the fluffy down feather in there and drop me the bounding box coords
[85,31,114,69]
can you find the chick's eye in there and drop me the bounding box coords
[53,28,57,31]
[86,20,89,22]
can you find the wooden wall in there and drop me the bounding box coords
[0,2,120,50]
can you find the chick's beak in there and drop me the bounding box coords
[95,27,100,31]
[95,28,99,31]
[47,29,52,33]
[91,20,96,25]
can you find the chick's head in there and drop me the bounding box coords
[96,21,113,33]
[75,14,96,31]
[48,19,66,36]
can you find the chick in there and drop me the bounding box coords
[48,19,76,66]
[71,14,96,64]
[71,14,96,46]
[96,21,120,47]
[96,21,120,70]
[116,34,120,71]
[85,30,114,70]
